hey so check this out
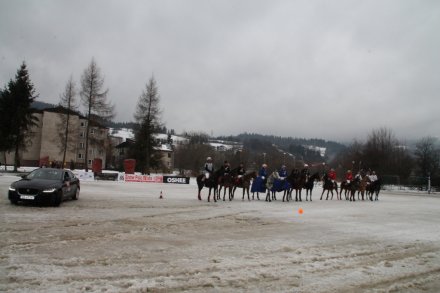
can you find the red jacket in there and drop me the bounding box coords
[345,172,353,181]
[328,170,336,180]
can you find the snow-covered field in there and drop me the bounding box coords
[1,174,440,292]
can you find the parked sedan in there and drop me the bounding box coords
[8,168,80,206]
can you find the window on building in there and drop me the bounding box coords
[80,131,85,138]
[88,159,93,165]
[78,153,83,159]
[79,142,85,149]
[90,129,95,135]
[80,121,85,127]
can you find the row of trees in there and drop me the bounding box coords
[0,61,163,173]
[332,128,440,185]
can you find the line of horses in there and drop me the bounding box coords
[197,169,381,203]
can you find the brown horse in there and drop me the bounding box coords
[232,171,257,201]
[357,176,369,200]
[218,174,235,201]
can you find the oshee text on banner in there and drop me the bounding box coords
[163,176,190,184]
[124,174,163,183]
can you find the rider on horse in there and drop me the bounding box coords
[203,157,214,181]
[345,170,353,184]
[328,168,337,189]
[251,163,268,194]
[219,160,231,176]
[301,164,310,179]
[233,162,246,185]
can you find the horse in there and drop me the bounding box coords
[303,172,321,201]
[357,176,369,200]
[287,169,307,202]
[339,180,351,200]
[346,176,361,201]
[320,173,339,200]
[217,173,235,201]
[232,171,257,201]
[366,177,381,201]
[196,170,220,202]
[265,171,291,202]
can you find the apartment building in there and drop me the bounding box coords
[1,107,108,169]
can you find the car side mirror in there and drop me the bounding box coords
[21,174,28,179]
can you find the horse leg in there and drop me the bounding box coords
[198,186,202,201]
[320,189,324,200]
[266,191,271,202]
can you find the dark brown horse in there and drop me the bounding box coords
[303,172,321,201]
[342,176,361,201]
[196,170,220,202]
[287,169,307,202]
[366,177,381,201]
[320,173,339,200]
[232,171,257,201]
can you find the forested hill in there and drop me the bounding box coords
[31,101,56,110]
[217,133,347,161]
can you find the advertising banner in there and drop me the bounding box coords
[163,176,190,184]
[124,174,163,183]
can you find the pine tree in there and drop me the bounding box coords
[1,62,39,171]
[130,77,162,174]
[80,59,114,171]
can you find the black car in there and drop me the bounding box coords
[8,168,80,206]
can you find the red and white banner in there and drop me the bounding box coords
[124,174,163,183]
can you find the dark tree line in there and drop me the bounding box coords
[331,128,440,186]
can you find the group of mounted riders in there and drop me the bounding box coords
[197,156,381,203]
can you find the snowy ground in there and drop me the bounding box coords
[1,174,440,293]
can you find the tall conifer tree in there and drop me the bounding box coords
[2,62,39,171]
[130,77,162,174]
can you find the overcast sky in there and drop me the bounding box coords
[1,0,439,142]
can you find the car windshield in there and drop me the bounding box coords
[26,169,62,180]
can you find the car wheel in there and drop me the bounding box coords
[52,191,62,207]
[72,187,80,200]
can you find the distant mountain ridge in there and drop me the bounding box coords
[31,101,57,110]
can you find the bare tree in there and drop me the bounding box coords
[415,136,440,178]
[57,76,78,167]
[80,59,114,171]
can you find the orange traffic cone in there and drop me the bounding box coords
[159,191,163,199]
